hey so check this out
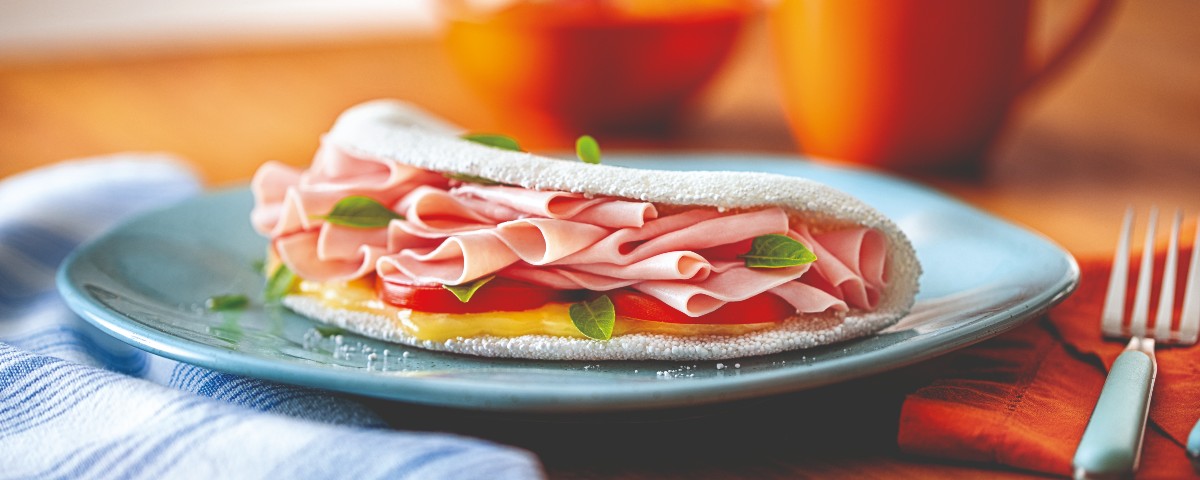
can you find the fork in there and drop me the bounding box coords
[1072,207,1200,479]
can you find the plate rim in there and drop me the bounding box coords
[56,153,1080,413]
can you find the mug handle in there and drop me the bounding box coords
[1018,0,1119,95]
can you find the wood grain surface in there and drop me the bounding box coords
[2,1,1198,478]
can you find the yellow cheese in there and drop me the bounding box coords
[291,279,774,342]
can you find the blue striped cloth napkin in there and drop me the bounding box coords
[0,156,543,479]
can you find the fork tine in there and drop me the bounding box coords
[1154,209,1181,341]
[1130,207,1159,338]
[1179,214,1200,344]
[1103,207,1135,338]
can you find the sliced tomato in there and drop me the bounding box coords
[377,275,794,323]
[605,289,794,325]
[375,276,578,314]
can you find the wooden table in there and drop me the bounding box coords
[3,1,1197,478]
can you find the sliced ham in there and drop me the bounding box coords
[452,184,657,228]
[448,195,527,223]
[253,141,891,319]
[250,139,445,237]
[251,161,301,206]
[378,231,520,286]
[768,282,849,313]
[791,226,884,310]
[632,262,811,316]
[490,219,610,265]
[318,224,388,261]
[304,135,392,185]
[396,185,496,234]
[568,251,713,282]
[500,265,640,292]
[275,231,382,282]
[378,218,608,285]
[554,208,785,265]
[817,227,888,290]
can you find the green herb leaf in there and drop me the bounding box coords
[314,325,346,337]
[739,234,818,268]
[444,172,501,186]
[461,133,522,152]
[251,258,266,273]
[443,275,495,303]
[205,294,249,311]
[322,196,403,228]
[569,295,615,340]
[264,265,298,303]
[575,135,601,164]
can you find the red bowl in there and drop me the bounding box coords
[444,1,751,141]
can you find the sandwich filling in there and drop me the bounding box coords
[251,140,889,341]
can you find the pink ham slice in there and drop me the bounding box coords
[249,161,302,234]
[250,140,446,237]
[816,228,888,307]
[501,265,642,292]
[304,135,391,184]
[768,282,850,313]
[569,251,714,282]
[452,184,658,228]
[632,262,810,316]
[252,142,890,319]
[377,218,612,285]
[275,231,382,282]
[791,226,886,310]
[555,208,787,266]
[490,219,610,265]
[319,224,388,261]
[378,231,520,285]
[395,185,496,235]
[441,194,526,224]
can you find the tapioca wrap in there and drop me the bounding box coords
[251,100,921,361]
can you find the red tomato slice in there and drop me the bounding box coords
[606,289,794,325]
[376,276,578,314]
[376,276,794,324]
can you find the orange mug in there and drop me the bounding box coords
[769,0,1117,173]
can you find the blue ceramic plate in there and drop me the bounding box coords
[58,154,1078,413]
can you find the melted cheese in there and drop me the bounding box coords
[291,279,774,342]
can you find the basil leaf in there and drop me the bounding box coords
[322,196,403,228]
[314,325,346,337]
[443,275,495,303]
[444,172,501,186]
[569,295,615,340]
[739,234,818,268]
[462,133,522,152]
[264,265,298,303]
[575,135,601,164]
[205,294,249,311]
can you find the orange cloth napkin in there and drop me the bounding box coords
[898,246,1199,478]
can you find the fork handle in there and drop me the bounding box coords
[1072,349,1156,479]
[1188,416,1200,472]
